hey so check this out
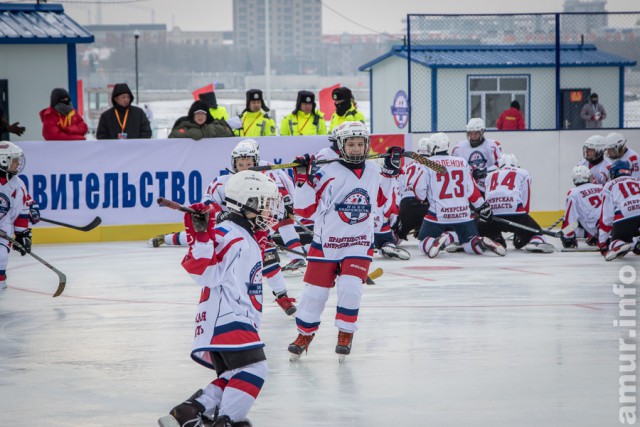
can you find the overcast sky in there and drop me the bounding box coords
[61,0,638,33]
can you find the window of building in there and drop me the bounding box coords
[468,74,529,128]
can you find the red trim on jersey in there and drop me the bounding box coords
[215,237,243,262]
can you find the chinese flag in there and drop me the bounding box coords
[370,134,406,154]
[319,83,340,119]
[192,83,215,101]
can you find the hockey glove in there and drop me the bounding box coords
[585,234,598,247]
[184,202,216,243]
[27,201,40,225]
[560,234,578,249]
[382,146,404,177]
[293,154,315,186]
[476,201,493,222]
[282,194,295,218]
[598,239,609,256]
[13,229,32,256]
[472,167,487,181]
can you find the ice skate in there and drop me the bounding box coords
[605,242,633,261]
[158,397,211,427]
[288,333,314,361]
[148,234,165,248]
[274,291,297,316]
[479,237,506,256]
[380,243,411,260]
[524,241,555,253]
[336,330,354,363]
[0,281,7,290]
[212,415,252,427]
[427,234,449,258]
[281,258,306,276]
[444,242,464,253]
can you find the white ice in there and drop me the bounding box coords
[0,237,636,426]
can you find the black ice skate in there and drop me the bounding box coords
[336,330,354,363]
[288,333,315,361]
[281,258,306,276]
[149,234,165,248]
[212,415,253,427]
[158,390,214,427]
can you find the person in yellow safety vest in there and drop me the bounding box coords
[328,86,365,132]
[234,89,276,137]
[198,91,229,122]
[280,90,327,136]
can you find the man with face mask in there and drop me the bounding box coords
[580,92,607,129]
[39,88,88,141]
[328,86,365,132]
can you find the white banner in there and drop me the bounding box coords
[19,136,330,226]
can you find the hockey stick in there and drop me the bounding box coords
[545,215,565,231]
[561,247,599,252]
[287,214,314,236]
[0,231,66,297]
[39,216,102,232]
[490,217,577,238]
[157,197,202,216]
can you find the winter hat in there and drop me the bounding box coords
[50,88,70,107]
[111,83,134,104]
[294,90,316,114]
[199,91,218,109]
[245,89,269,112]
[188,100,213,123]
[332,87,353,103]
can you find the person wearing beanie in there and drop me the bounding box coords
[328,86,365,131]
[198,91,229,122]
[496,100,525,131]
[96,83,152,140]
[39,88,88,141]
[169,100,233,140]
[280,90,327,136]
[233,89,276,137]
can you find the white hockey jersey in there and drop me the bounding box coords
[451,138,503,192]
[598,176,640,244]
[485,166,531,215]
[182,219,265,370]
[562,183,603,238]
[0,176,30,242]
[294,160,392,261]
[577,158,611,186]
[616,148,640,179]
[314,146,340,162]
[400,161,429,201]
[414,155,484,224]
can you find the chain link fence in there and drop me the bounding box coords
[406,12,640,132]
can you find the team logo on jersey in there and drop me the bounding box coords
[0,193,10,220]
[390,90,409,129]
[246,261,263,312]
[335,188,371,225]
[468,150,488,170]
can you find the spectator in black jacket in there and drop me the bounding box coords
[96,83,152,140]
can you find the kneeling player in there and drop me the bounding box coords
[560,165,603,249]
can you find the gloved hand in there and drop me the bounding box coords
[27,201,40,225]
[8,122,25,136]
[13,229,32,256]
[476,201,493,222]
[292,154,315,186]
[382,146,403,176]
[282,194,294,217]
[598,239,609,256]
[585,234,598,247]
[560,234,578,249]
[472,167,487,181]
[184,202,216,243]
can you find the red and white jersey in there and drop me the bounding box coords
[400,161,429,201]
[563,183,602,237]
[598,176,640,243]
[0,176,30,240]
[485,166,531,215]
[577,158,611,185]
[451,138,503,192]
[182,220,264,369]
[374,172,401,232]
[294,160,392,261]
[314,146,340,162]
[414,155,484,224]
[617,148,640,179]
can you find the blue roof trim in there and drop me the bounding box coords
[0,3,94,44]
[359,44,636,71]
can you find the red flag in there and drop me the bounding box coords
[319,83,340,119]
[192,83,215,101]
[370,134,406,154]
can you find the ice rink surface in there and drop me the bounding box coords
[0,238,637,426]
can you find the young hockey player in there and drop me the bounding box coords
[560,165,603,249]
[287,121,398,361]
[605,132,639,179]
[158,170,280,427]
[451,118,503,194]
[412,133,505,258]
[480,153,555,253]
[577,134,611,185]
[0,141,36,291]
[598,160,640,261]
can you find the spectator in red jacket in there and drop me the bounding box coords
[496,100,525,131]
[40,88,88,140]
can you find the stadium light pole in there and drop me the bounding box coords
[134,30,140,104]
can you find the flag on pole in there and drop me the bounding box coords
[192,83,215,101]
[319,83,340,120]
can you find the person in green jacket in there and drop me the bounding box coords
[233,89,276,137]
[280,90,327,136]
[328,86,365,132]
[169,101,233,140]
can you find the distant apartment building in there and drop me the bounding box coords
[562,0,608,34]
[232,0,323,74]
[85,24,167,47]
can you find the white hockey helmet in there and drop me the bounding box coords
[571,165,591,186]
[0,141,25,179]
[224,170,281,230]
[498,153,519,168]
[415,137,430,156]
[604,132,627,160]
[231,140,260,172]
[425,132,450,156]
[334,121,370,164]
[466,118,485,147]
[582,135,605,162]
